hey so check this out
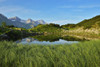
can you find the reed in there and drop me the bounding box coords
[0,40,100,67]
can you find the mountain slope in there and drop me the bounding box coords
[61,15,100,29]
[0,14,31,29]
[76,15,100,28]
[9,16,47,27]
[0,14,47,29]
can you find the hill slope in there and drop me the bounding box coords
[76,15,100,29]
[61,15,100,29]
[29,24,61,34]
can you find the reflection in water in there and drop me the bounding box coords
[26,38,35,42]
[16,37,79,45]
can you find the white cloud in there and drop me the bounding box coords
[0,6,40,18]
[60,5,100,9]
[78,5,100,8]
[60,6,73,8]
[0,6,40,15]
[50,20,78,25]
[72,9,83,12]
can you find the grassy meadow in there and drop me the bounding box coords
[0,40,100,67]
[0,15,100,67]
[62,28,100,40]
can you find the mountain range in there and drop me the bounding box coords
[0,14,47,29]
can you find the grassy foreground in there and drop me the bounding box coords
[0,41,100,67]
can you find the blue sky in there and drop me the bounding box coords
[0,0,100,25]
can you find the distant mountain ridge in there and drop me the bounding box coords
[0,14,47,29]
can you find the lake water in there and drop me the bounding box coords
[16,36,79,45]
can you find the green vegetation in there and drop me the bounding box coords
[32,35,61,42]
[0,27,10,35]
[0,15,100,67]
[61,28,100,40]
[5,30,29,41]
[1,22,7,27]
[76,15,100,29]
[32,35,85,42]
[0,40,100,67]
[60,15,100,39]
[61,15,100,29]
[2,15,100,40]
[29,24,62,34]
[1,15,100,40]
[61,24,76,30]
[0,22,32,41]
[62,35,86,41]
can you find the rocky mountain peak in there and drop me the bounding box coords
[27,19,33,21]
[9,16,21,21]
[0,13,47,29]
[26,19,33,23]
[36,20,46,24]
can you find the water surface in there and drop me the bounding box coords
[16,37,79,45]
[16,35,83,45]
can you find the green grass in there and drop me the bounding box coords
[62,28,100,40]
[0,27,10,35]
[29,24,62,34]
[61,15,100,29]
[0,40,100,67]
